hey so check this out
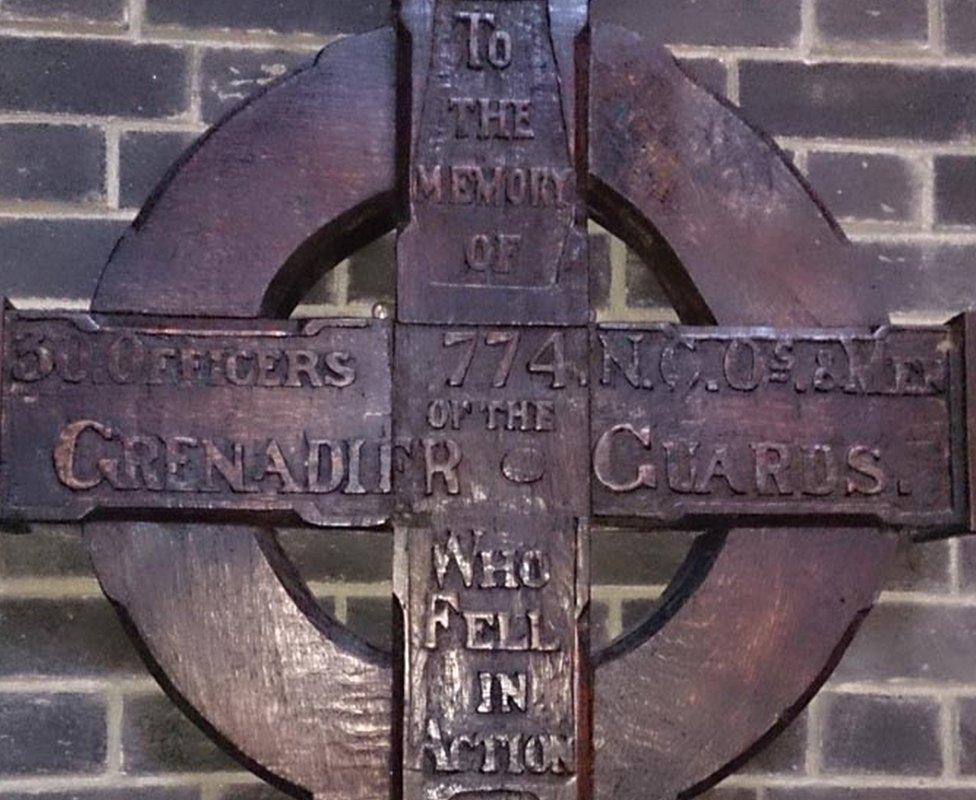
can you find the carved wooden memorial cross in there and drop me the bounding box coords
[3,2,976,799]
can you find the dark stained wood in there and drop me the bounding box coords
[397,0,590,324]
[79,29,405,800]
[592,323,967,532]
[2,312,392,527]
[588,24,889,329]
[0,7,967,800]
[87,523,392,800]
[396,515,587,800]
[93,28,399,319]
[588,23,898,800]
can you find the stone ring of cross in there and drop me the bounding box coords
[2,2,974,800]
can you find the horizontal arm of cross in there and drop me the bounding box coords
[0,304,973,541]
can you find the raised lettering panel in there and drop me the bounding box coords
[396,514,586,800]
[591,324,968,530]
[397,0,588,325]
[394,324,589,517]
[0,313,393,526]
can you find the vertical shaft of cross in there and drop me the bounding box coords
[396,0,591,326]
[393,3,593,800]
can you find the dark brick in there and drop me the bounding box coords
[216,784,291,800]
[0,38,187,118]
[621,597,658,635]
[821,693,941,775]
[697,790,756,800]
[626,249,675,311]
[0,124,104,204]
[740,710,807,775]
[0,39,189,117]
[886,537,952,593]
[677,58,728,98]
[589,599,610,651]
[0,597,144,676]
[935,155,976,226]
[959,697,976,774]
[768,790,976,800]
[740,62,976,141]
[589,232,612,312]
[959,537,976,590]
[592,529,698,585]
[295,268,342,308]
[347,596,392,652]
[347,232,396,305]
[0,790,197,800]
[119,130,198,209]
[0,0,126,26]
[856,243,976,318]
[946,0,976,55]
[592,0,802,47]
[807,152,918,222]
[122,692,238,774]
[816,0,928,44]
[832,603,976,682]
[276,528,392,583]
[199,48,311,125]
[147,0,391,36]
[0,218,125,302]
[0,525,90,578]
[0,693,106,776]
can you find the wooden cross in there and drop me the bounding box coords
[2,2,974,799]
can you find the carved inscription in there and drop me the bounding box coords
[394,325,589,516]
[398,0,588,324]
[591,325,967,529]
[1,314,393,526]
[398,517,584,800]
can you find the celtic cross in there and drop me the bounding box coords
[1,2,974,800]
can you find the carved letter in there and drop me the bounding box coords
[54,420,113,490]
[424,438,462,495]
[594,425,656,493]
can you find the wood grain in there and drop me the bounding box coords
[588,23,897,799]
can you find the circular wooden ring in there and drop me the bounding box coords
[86,24,897,800]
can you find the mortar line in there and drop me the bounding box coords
[950,538,964,593]
[777,137,976,156]
[804,696,823,776]
[0,112,207,132]
[877,588,976,606]
[199,785,222,800]
[799,0,817,58]
[0,576,103,598]
[920,151,937,230]
[929,0,946,55]
[128,0,145,40]
[0,676,156,693]
[104,124,121,210]
[605,598,623,641]
[723,773,976,790]
[0,23,332,51]
[0,772,258,793]
[606,232,630,317]
[188,45,204,126]
[824,680,976,697]
[725,57,740,105]
[0,205,135,220]
[105,686,125,775]
[941,695,961,778]
[333,593,350,625]
[849,228,976,244]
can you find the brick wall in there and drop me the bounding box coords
[0,1,975,799]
